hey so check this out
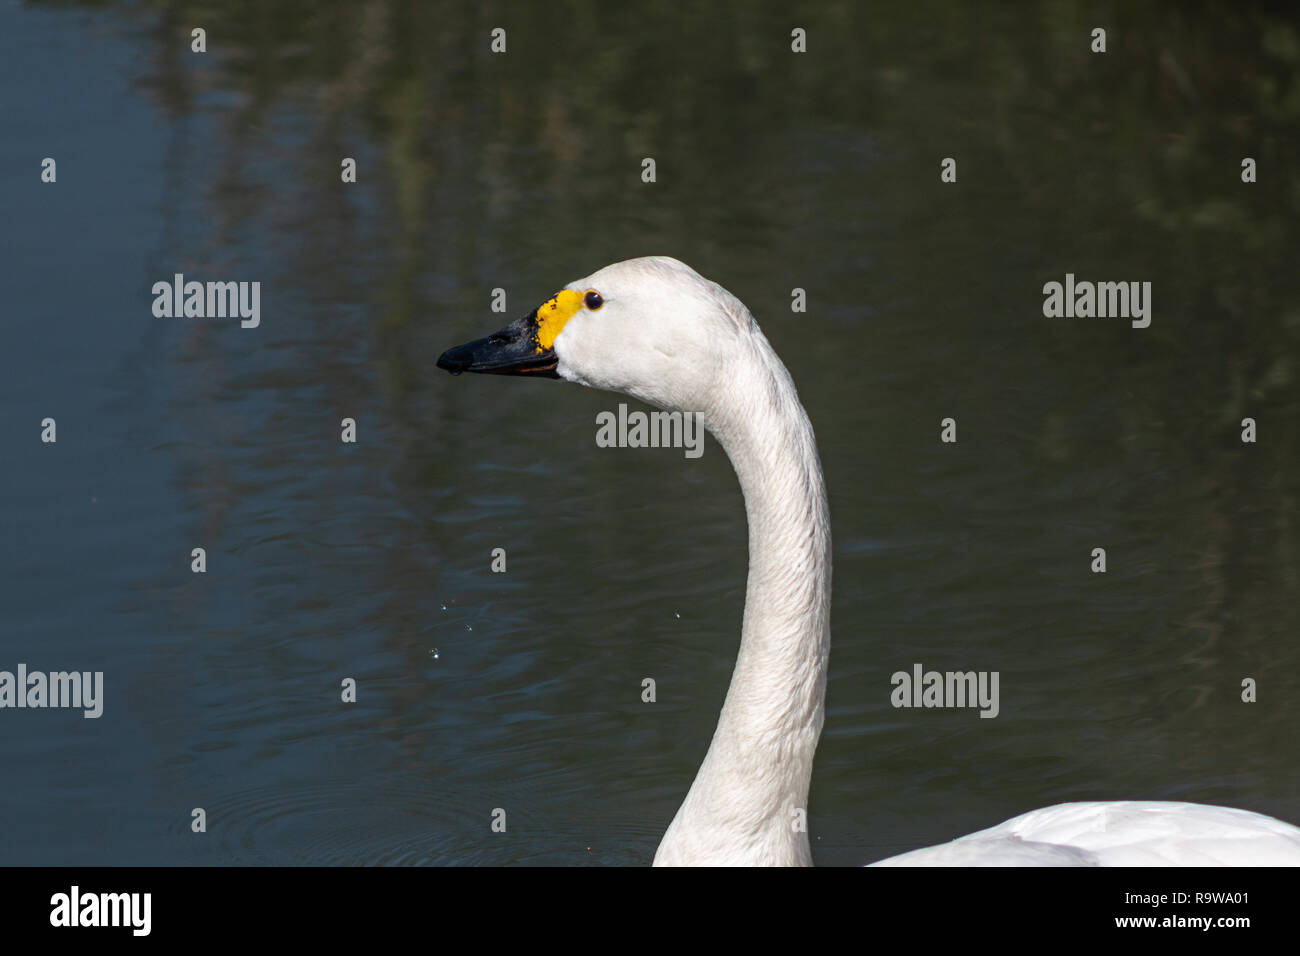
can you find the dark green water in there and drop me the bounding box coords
[1,1,1297,865]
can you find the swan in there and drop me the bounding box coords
[437,255,1300,866]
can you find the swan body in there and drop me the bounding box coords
[873,801,1300,866]
[438,255,1300,867]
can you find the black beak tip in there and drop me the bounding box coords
[437,318,560,378]
[436,347,469,375]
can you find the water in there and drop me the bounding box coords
[1,2,1298,865]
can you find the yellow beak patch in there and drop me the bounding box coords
[534,289,585,352]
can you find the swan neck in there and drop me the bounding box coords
[654,331,831,866]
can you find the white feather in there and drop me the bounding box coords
[873,801,1300,866]
[533,256,1300,866]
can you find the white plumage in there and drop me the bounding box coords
[873,801,1300,866]
[442,256,1300,866]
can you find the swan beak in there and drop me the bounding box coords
[436,312,560,378]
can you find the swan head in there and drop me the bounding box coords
[436,256,754,412]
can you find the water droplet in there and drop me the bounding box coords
[674,612,681,620]
[441,604,448,611]
[465,624,473,632]
[430,648,440,660]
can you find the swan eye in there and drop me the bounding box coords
[584,290,603,311]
